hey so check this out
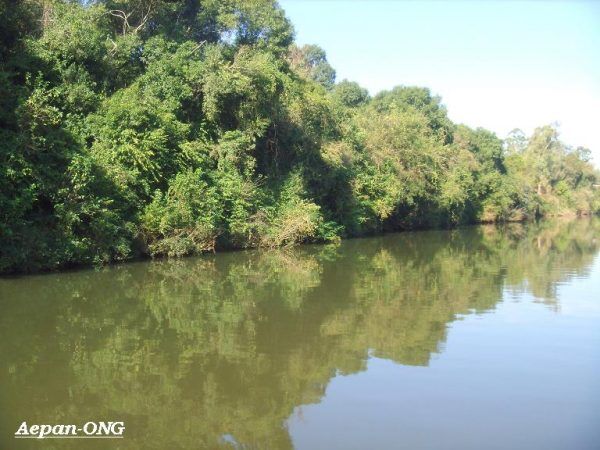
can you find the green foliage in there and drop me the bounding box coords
[288,44,336,89]
[252,171,326,247]
[0,0,598,273]
[143,169,221,256]
[350,105,446,229]
[331,80,370,108]
[505,125,599,217]
[371,86,455,143]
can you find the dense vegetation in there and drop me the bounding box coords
[1,0,598,273]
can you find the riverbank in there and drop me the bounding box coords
[3,213,598,277]
[2,1,599,274]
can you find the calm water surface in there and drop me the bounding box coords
[1,218,599,449]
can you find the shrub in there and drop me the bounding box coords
[253,172,326,247]
[142,170,222,256]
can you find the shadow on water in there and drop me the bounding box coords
[0,218,599,449]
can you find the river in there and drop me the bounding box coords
[1,218,599,449]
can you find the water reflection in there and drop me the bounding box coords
[0,218,598,449]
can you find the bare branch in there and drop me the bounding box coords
[132,4,152,34]
[108,9,132,35]
[107,37,118,56]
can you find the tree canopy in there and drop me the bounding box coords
[1,0,598,273]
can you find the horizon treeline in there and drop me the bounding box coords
[1,0,599,273]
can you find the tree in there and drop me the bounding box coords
[331,80,370,108]
[0,0,597,273]
[288,44,336,89]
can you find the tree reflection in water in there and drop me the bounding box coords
[1,218,598,449]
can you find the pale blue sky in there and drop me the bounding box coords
[279,0,600,165]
